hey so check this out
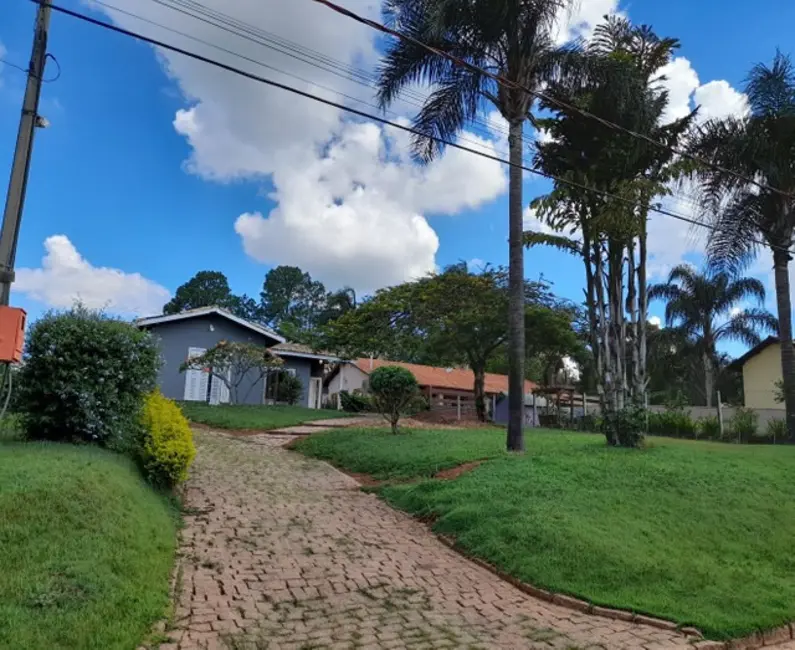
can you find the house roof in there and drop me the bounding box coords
[729,336,789,369]
[135,306,285,343]
[350,358,535,395]
[271,342,340,362]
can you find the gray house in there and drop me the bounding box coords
[135,307,339,409]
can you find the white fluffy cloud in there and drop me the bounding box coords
[655,57,750,125]
[15,236,171,316]
[553,0,623,44]
[95,0,509,292]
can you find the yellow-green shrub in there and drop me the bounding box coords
[139,391,196,488]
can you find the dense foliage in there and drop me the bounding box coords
[325,264,582,422]
[17,306,159,449]
[528,17,694,447]
[274,372,303,405]
[369,366,419,434]
[138,391,196,488]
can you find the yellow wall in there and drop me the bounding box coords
[743,344,785,410]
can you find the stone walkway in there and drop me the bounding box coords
[163,429,700,650]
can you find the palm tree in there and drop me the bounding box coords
[649,265,777,407]
[690,51,795,434]
[376,0,575,452]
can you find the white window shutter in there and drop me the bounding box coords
[183,347,208,401]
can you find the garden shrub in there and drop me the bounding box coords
[369,366,418,434]
[648,407,697,439]
[601,405,645,447]
[696,415,721,440]
[138,390,196,488]
[766,418,787,442]
[339,390,372,413]
[275,373,303,405]
[17,306,159,448]
[729,407,758,442]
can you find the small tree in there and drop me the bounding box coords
[275,373,303,405]
[180,341,283,405]
[369,366,418,434]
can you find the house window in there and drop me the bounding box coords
[264,368,297,402]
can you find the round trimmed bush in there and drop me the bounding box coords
[139,390,196,487]
[17,306,160,448]
[369,365,418,434]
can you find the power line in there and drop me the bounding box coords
[91,0,516,163]
[0,53,60,82]
[134,0,724,215]
[311,0,794,201]
[38,1,794,256]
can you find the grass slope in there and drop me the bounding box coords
[297,427,795,639]
[181,403,349,431]
[294,426,507,480]
[0,441,178,650]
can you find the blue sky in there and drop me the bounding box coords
[1,0,793,355]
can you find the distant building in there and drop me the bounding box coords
[730,337,790,410]
[324,357,535,420]
[136,307,338,408]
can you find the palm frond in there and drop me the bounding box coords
[745,50,795,118]
[522,231,581,255]
[722,276,767,308]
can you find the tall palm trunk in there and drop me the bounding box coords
[703,352,714,408]
[507,119,526,451]
[773,250,795,438]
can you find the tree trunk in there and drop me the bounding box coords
[703,352,714,408]
[773,250,795,438]
[636,222,648,402]
[506,119,526,452]
[473,362,487,422]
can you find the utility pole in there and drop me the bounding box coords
[0,0,51,305]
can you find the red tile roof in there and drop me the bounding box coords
[353,358,535,395]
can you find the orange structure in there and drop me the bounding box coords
[0,306,25,363]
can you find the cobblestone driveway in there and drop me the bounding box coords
[165,430,696,650]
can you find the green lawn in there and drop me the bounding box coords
[0,441,178,650]
[180,402,350,431]
[295,427,795,639]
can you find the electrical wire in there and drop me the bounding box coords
[91,0,516,162]
[132,0,738,218]
[41,0,795,257]
[311,0,795,201]
[0,53,60,82]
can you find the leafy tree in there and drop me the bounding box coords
[180,341,283,405]
[689,51,795,436]
[649,265,777,406]
[377,0,577,451]
[325,265,510,421]
[260,265,328,340]
[526,17,694,446]
[164,271,264,322]
[369,366,419,434]
[316,287,357,327]
[164,271,235,315]
[325,264,579,421]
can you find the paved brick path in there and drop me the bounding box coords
[164,429,697,650]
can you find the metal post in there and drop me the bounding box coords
[0,0,51,305]
[456,395,461,420]
[717,390,724,439]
